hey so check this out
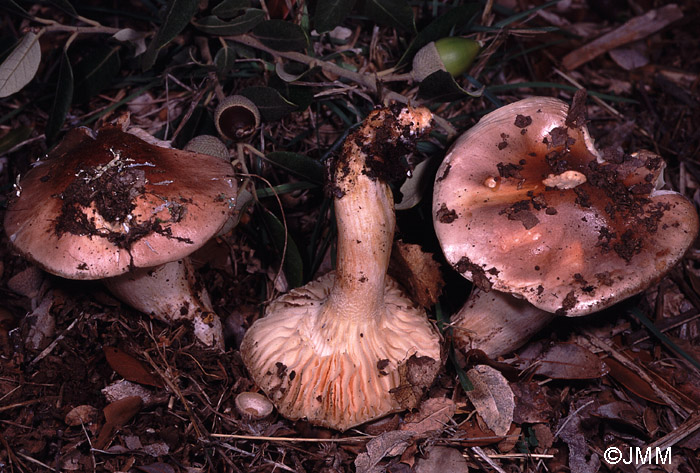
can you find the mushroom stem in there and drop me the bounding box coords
[451,289,555,358]
[328,127,397,319]
[104,259,223,349]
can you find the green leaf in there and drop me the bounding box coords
[252,20,309,52]
[255,181,316,198]
[240,86,297,121]
[1,0,30,18]
[265,151,324,184]
[212,0,250,19]
[418,70,482,102]
[260,209,304,289]
[0,32,41,98]
[313,0,357,33]
[141,0,200,71]
[362,0,415,33]
[46,50,74,144]
[395,157,435,210]
[192,10,265,36]
[0,125,32,155]
[214,44,236,76]
[398,3,480,66]
[73,45,121,103]
[494,0,560,28]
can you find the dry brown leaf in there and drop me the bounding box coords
[466,365,514,437]
[557,401,600,473]
[103,346,163,388]
[511,381,553,424]
[400,397,456,436]
[456,417,501,446]
[95,395,143,449]
[520,341,609,379]
[354,430,415,473]
[604,357,665,404]
[414,446,470,473]
[388,240,444,308]
[64,405,100,426]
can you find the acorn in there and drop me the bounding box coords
[412,37,480,82]
[183,135,230,160]
[214,95,261,140]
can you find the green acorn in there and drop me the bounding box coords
[412,37,480,82]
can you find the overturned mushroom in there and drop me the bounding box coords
[434,96,698,318]
[4,125,238,348]
[240,106,441,431]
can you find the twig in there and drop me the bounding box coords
[561,4,683,71]
[470,446,508,473]
[217,442,297,472]
[0,397,59,413]
[646,410,700,461]
[33,23,121,36]
[210,433,370,443]
[30,316,81,365]
[226,35,377,93]
[142,351,205,439]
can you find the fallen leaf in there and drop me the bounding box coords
[391,355,440,410]
[520,341,609,379]
[103,346,163,388]
[400,397,456,436]
[466,365,514,437]
[95,395,143,449]
[414,446,470,473]
[354,430,414,473]
[604,357,665,404]
[455,417,501,446]
[102,379,158,405]
[511,381,554,424]
[556,400,600,473]
[64,405,99,427]
[389,240,444,308]
[134,463,176,473]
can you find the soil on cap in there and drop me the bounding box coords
[54,148,192,255]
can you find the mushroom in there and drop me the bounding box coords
[434,96,698,351]
[240,106,441,431]
[4,124,238,348]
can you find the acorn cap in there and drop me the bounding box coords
[184,135,230,161]
[5,125,238,279]
[214,95,260,140]
[433,96,699,316]
[412,38,479,82]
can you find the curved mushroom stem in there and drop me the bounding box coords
[104,259,223,349]
[328,110,430,319]
[451,288,554,359]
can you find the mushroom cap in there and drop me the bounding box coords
[235,392,274,420]
[240,272,441,431]
[433,97,698,315]
[5,125,237,279]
